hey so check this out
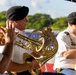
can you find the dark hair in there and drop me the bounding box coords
[67,12,76,24]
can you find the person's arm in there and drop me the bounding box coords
[0,42,14,73]
[62,49,76,59]
[7,59,39,72]
[0,21,15,73]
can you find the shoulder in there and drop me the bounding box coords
[57,30,69,39]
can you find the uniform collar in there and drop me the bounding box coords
[15,28,25,35]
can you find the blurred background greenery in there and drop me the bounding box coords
[0,11,68,31]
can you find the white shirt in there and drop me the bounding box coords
[11,28,33,64]
[0,46,7,75]
[0,46,4,61]
[54,27,76,70]
[0,53,3,61]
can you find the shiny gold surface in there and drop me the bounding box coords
[0,27,58,75]
[22,28,58,75]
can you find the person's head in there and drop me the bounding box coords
[67,12,76,34]
[6,6,29,30]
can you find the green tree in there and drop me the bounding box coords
[0,11,6,27]
[27,13,53,29]
[51,17,68,31]
[0,11,69,31]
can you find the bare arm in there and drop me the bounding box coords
[0,21,15,73]
[7,60,39,72]
[0,43,14,73]
[62,49,76,59]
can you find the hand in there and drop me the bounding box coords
[42,27,54,46]
[0,20,15,44]
[5,20,15,44]
[29,60,40,70]
[42,27,53,37]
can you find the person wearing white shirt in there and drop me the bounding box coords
[5,6,40,75]
[0,21,15,75]
[54,12,76,75]
[5,5,65,75]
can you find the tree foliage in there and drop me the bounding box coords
[27,13,53,29]
[0,11,6,27]
[0,11,68,31]
[51,17,68,31]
